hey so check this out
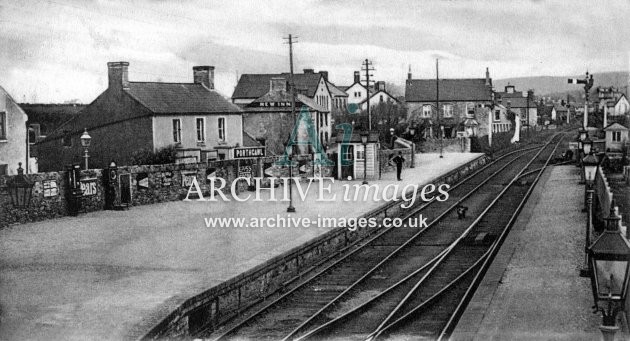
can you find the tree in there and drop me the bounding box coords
[130,145,178,165]
[334,101,408,145]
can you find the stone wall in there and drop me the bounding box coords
[0,155,334,229]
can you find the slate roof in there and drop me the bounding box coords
[242,130,263,147]
[335,131,379,143]
[232,72,323,99]
[327,82,348,97]
[357,90,400,105]
[127,82,241,114]
[604,122,629,131]
[43,82,241,140]
[405,78,492,102]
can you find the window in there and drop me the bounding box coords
[380,95,384,102]
[0,112,5,139]
[443,104,453,118]
[422,105,432,117]
[172,119,181,143]
[612,131,622,142]
[356,145,365,160]
[494,110,501,121]
[196,118,206,142]
[218,117,225,141]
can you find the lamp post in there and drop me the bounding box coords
[389,127,395,149]
[283,140,295,213]
[6,162,34,208]
[580,153,599,277]
[588,206,630,341]
[439,125,444,158]
[80,128,92,170]
[361,131,369,185]
[409,127,416,168]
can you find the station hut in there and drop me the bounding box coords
[336,131,379,180]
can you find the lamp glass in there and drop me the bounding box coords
[578,140,583,150]
[583,141,592,155]
[80,129,91,148]
[580,130,588,141]
[360,134,368,144]
[584,164,597,182]
[593,260,628,300]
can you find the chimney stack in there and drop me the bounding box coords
[107,61,129,90]
[408,65,412,81]
[354,71,360,84]
[376,81,386,92]
[485,67,490,86]
[303,68,314,74]
[320,71,328,81]
[270,77,286,92]
[193,66,215,89]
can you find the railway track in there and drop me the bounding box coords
[204,134,564,341]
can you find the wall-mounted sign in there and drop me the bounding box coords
[80,178,97,196]
[43,180,58,197]
[181,171,197,187]
[238,165,252,178]
[136,173,149,190]
[255,101,291,107]
[161,171,173,187]
[234,147,266,159]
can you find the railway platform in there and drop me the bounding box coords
[450,165,612,340]
[0,152,481,341]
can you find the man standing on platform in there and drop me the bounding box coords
[392,151,406,181]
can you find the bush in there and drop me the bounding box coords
[130,145,178,165]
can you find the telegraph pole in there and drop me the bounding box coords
[436,59,443,158]
[283,34,298,213]
[361,59,375,130]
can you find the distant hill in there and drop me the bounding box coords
[494,71,629,100]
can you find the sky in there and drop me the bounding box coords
[0,0,628,103]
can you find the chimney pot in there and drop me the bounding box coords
[107,61,129,90]
[193,66,215,89]
[354,71,360,84]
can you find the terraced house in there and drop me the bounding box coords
[36,62,243,171]
[405,68,494,138]
[232,69,334,154]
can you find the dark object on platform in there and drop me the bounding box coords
[456,205,468,219]
[562,149,573,161]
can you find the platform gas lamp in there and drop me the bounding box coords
[582,153,599,187]
[588,205,630,340]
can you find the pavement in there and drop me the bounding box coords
[0,152,482,341]
[450,165,613,341]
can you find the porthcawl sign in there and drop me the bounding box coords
[234,147,266,159]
